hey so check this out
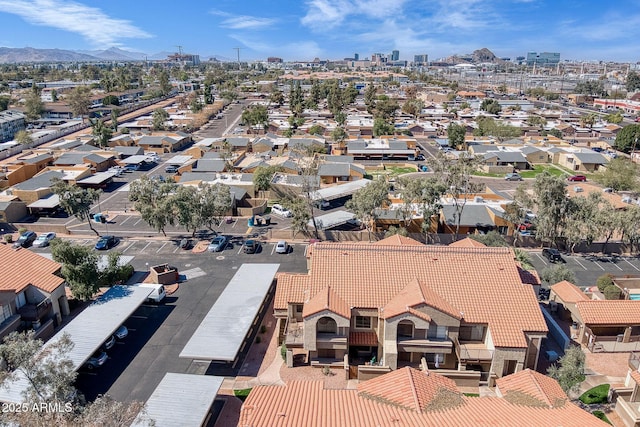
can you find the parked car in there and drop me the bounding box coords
[165,165,179,173]
[505,173,523,181]
[13,231,37,248]
[108,166,124,177]
[542,248,563,263]
[114,325,128,340]
[416,154,425,161]
[275,240,289,254]
[271,204,292,218]
[103,335,116,351]
[95,235,117,250]
[208,236,229,252]
[315,199,330,210]
[243,239,260,254]
[84,350,108,370]
[32,232,56,248]
[568,175,587,182]
[179,238,191,250]
[123,163,140,172]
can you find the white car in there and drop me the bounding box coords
[32,232,56,247]
[275,240,289,254]
[271,204,292,218]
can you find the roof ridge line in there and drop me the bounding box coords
[527,369,552,407]
[407,368,421,411]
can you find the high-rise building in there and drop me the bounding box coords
[526,52,560,66]
[413,54,428,66]
[391,50,399,61]
[354,53,359,61]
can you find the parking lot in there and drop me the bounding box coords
[31,235,308,403]
[528,250,640,288]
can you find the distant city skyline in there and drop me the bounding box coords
[0,0,638,62]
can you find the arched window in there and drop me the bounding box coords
[317,316,337,334]
[398,320,414,338]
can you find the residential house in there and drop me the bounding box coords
[521,145,550,164]
[317,162,365,184]
[2,153,54,187]
[482,151,529,172]
[346,138,415,160]
[0,196,27,222]
[276,236,547,382]
[0,244,70,341]
[53,152,112,172]
[239,366,604,427]
[135,133,191,153]
[11,168,91,204]
[113,146,144,158]
[558,151,608,173]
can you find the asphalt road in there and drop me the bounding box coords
[35,237,309,402]
[528,250,640,288]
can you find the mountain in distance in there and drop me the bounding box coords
[441,47,506,65]
[0,47,99,63]
[77,47,147,61]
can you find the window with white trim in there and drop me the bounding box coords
[355,316,371,329]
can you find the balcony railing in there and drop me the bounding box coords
[629,352,640,371]
[454,337,494,361]
[284,318,304,347]
[18,299,52,322]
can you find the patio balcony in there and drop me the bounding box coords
[284,318,304,347]
[397,336,453,353]
[454,337,494,362]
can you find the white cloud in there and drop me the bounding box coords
[301,0,406,30]
[0,0,152,47]
[210,9,276,30]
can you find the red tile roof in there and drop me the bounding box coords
[276,244,547,348]
[349,331,378,346]
[496,369,568,408]
[576,300,640,325]
[302,286,351,319]
[240,369,607,427]
[550,280,589,304]
[0,244,64,294]
[519,267,541,286]
[357,367,458,412]
[449,237,486,248]
[382,278,460,320]
[372,235,424,246]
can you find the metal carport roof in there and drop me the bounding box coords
[0,285,152,403]
[309,179,372,201]
[307,210,357,230]
[179,264,279,362]
[131,373,224,427]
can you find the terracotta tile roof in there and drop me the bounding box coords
[449,237,486,248]
[550,280,589,304]
[576,300,640,325]
[357,367,459,412]
[302,286,351,319]
[496,369,568,408]
[240,375,607,427]
[349,331,378,346]
[0,245,64,294]
[518,267,541,286]
[382,278,460,320]
[276,244,547,347]
[631,370,640,385]
[372,235,424,246]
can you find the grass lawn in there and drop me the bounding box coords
[234,388,252,402]
[579,384,610,404]
[369,165,418,178]
[519,165,567,178]
[592,410,612,425]
[471,170,503,178]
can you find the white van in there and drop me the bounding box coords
[271,204,292,218]
[132,283,166,303]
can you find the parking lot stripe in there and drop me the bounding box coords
[119,216,132,225]
[156,242,168,253]
[122,240,138,253]
[237,244,243,255]
[624,259,640,271]
[535,253,548,265]
[572,257,588,270]
[270,244,276,255]
[140,242,152,253]
[593,261,605,271]
[609,260,623,271]
[173,245,180,254]
[232,219,239,228]
[133,218,143,227]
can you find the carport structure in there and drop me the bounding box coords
[0,285,152,403]
[309,178,372,202]
[308,210,357,231]
[131,373,224,427]
[179,264,279,365]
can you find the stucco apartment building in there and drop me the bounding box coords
[275,235,548,383]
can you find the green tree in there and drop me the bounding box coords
[579,113,597,129]
[0,95,11,111]
[67,86,92,122]
[195,182,233,232]
[308,124,324,136]
[50,239,96,300]
[289,81,304,117]
[90,118,112,148]
[514,248,534,271]
[152,108,169,131]
[447,122,466,149]
[395,176,447,241]
[24,85,44,121]
[626,71,640,92]
[527,115,547,128]
[128,176,177,236]
[253,165,282,196]
[614,124,640,153]
[269,87,284,106]
[343,82,359,105]
[172,185,200,236]
[469,231,508,247]
[547,346,585,395]
[532,171,570,246]
[373,118,395,137]
[620,205,640,254]
[563,193,600,253]
[102,94,120,106]
[574,80,606,97]
[364,84,378,113]
[605,111,623,124]
[51,179,101,236]
[540,264,576,286]
[111,108,120,131]
[158,69,172,95]
[596,274,614,292]
[345,178,390,242]
[480,98,501,114]
[603,285,621,300]
[402,98,424,118]
[281,195,311,237]
[241,104,269,134]
[374,96,399,120]
[14,129,32,145]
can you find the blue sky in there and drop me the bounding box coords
[0,0,638,62]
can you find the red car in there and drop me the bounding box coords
[568,175,587,182]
